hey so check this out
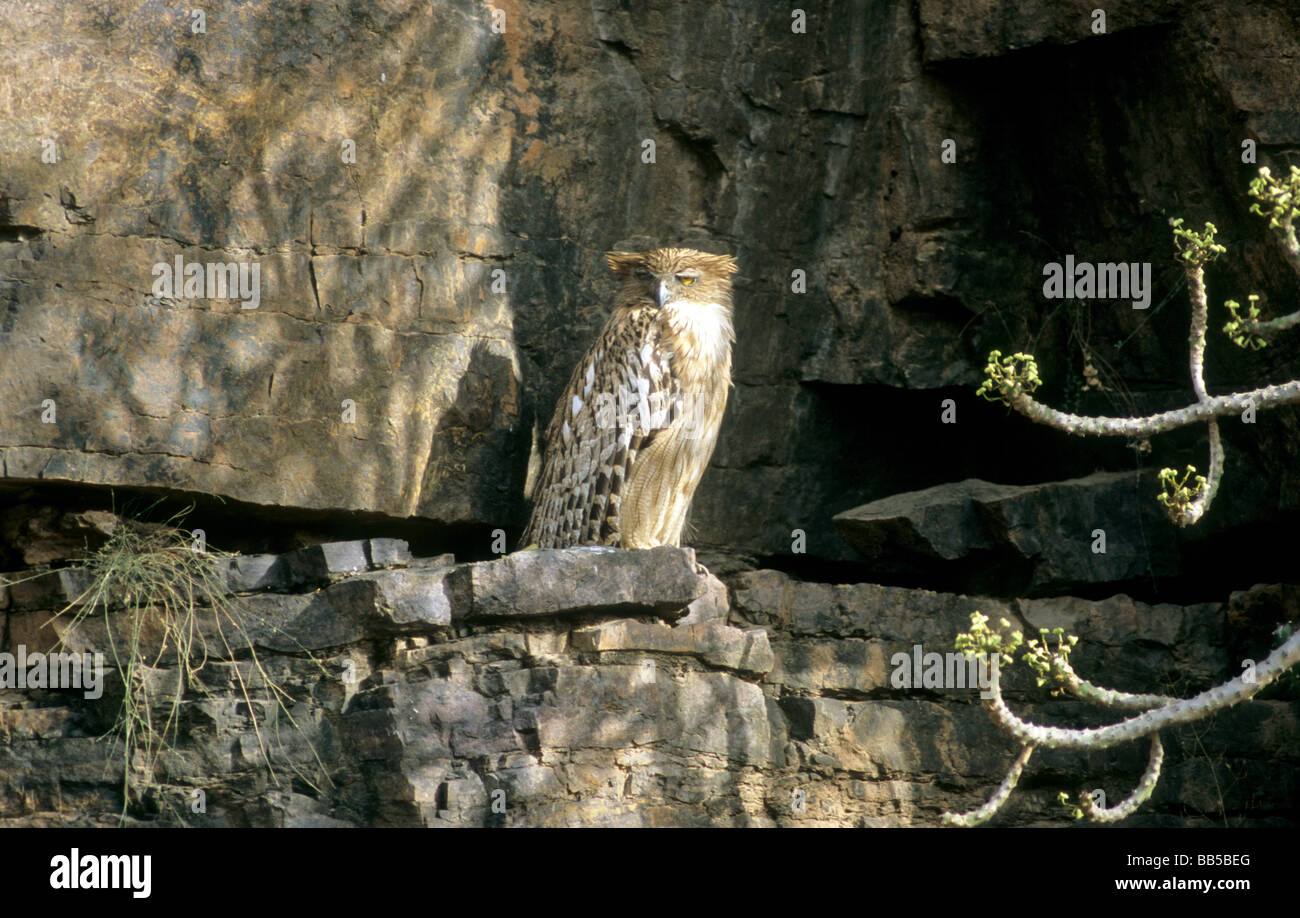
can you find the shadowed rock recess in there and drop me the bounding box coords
[1,2,1298,825]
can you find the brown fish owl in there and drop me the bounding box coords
[522,247,738,549]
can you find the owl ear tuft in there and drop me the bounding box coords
[709,254,739,276]
[605,251,646,275]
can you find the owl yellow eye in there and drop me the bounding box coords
[678,275,696,285]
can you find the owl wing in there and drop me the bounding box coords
[523,307,680,548]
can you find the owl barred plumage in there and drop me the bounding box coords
[522,247,739,549]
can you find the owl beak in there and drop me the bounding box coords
[658,281,670,308]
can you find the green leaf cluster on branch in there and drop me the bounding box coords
[1170,217,1225,267]
[974,350,1041,404]
[1223,295,1267,350]
[1156,465,1207,518]
[1249,164,1300,252]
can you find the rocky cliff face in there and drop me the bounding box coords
[1,1,1298,826]
[2,541,1294,827]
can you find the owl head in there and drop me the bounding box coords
[606,247,738,309]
